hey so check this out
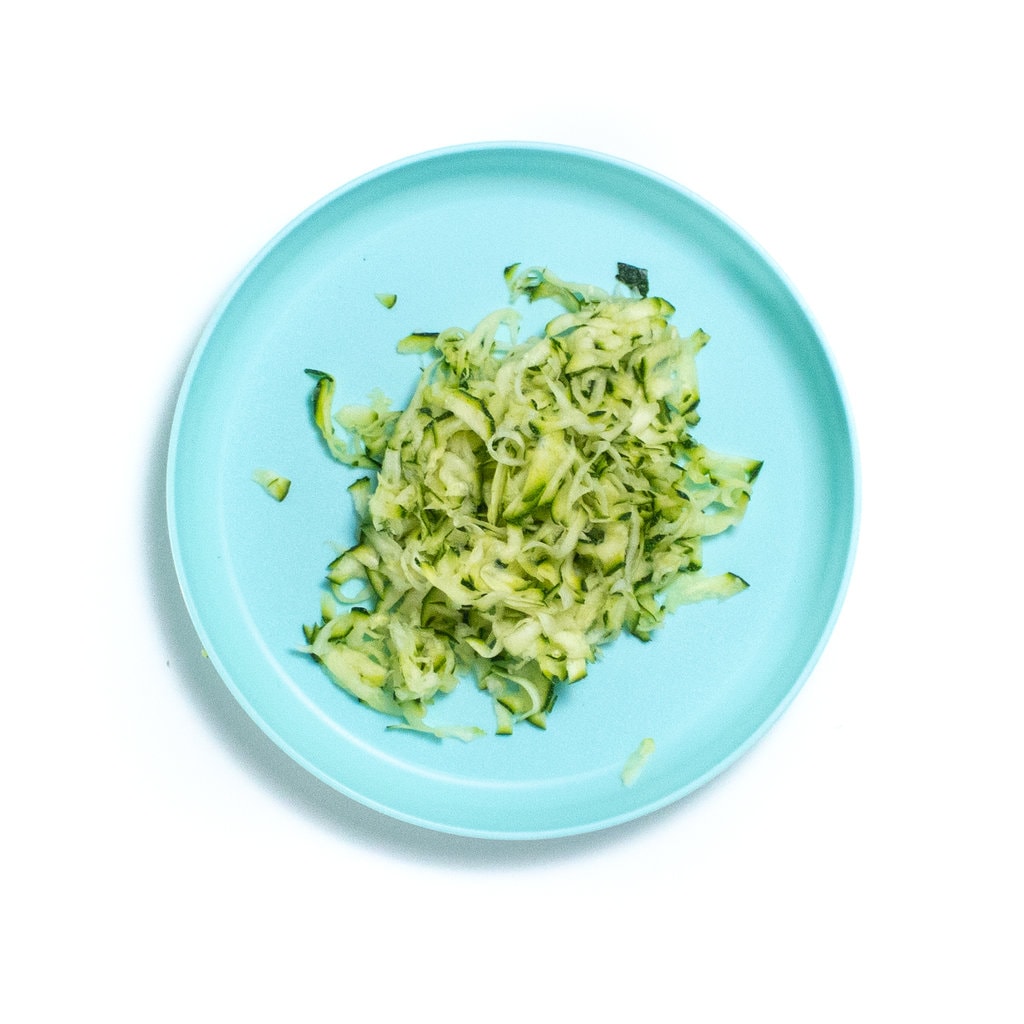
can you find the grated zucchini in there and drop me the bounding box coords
[303,266,760,739]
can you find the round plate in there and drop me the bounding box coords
[167,143,858,839]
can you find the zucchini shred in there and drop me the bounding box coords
[301,265,761,741]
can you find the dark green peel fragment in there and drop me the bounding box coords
[616,262,650,297]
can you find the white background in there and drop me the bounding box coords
[3,2,1020,1020]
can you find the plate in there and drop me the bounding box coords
[167,142,858,839]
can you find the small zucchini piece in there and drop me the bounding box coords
[252,468,291,501]
[621,737,655,786]
[615,262,649,297]
[397,332,439,354]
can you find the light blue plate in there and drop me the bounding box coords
[167,143,858,839]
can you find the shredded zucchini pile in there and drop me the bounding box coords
[302,266,760,739]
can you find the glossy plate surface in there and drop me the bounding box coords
[167,143,858,839]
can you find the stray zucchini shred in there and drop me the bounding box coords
[621,737,656,787]
[303,266,761,740]
[253,468,291,502]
